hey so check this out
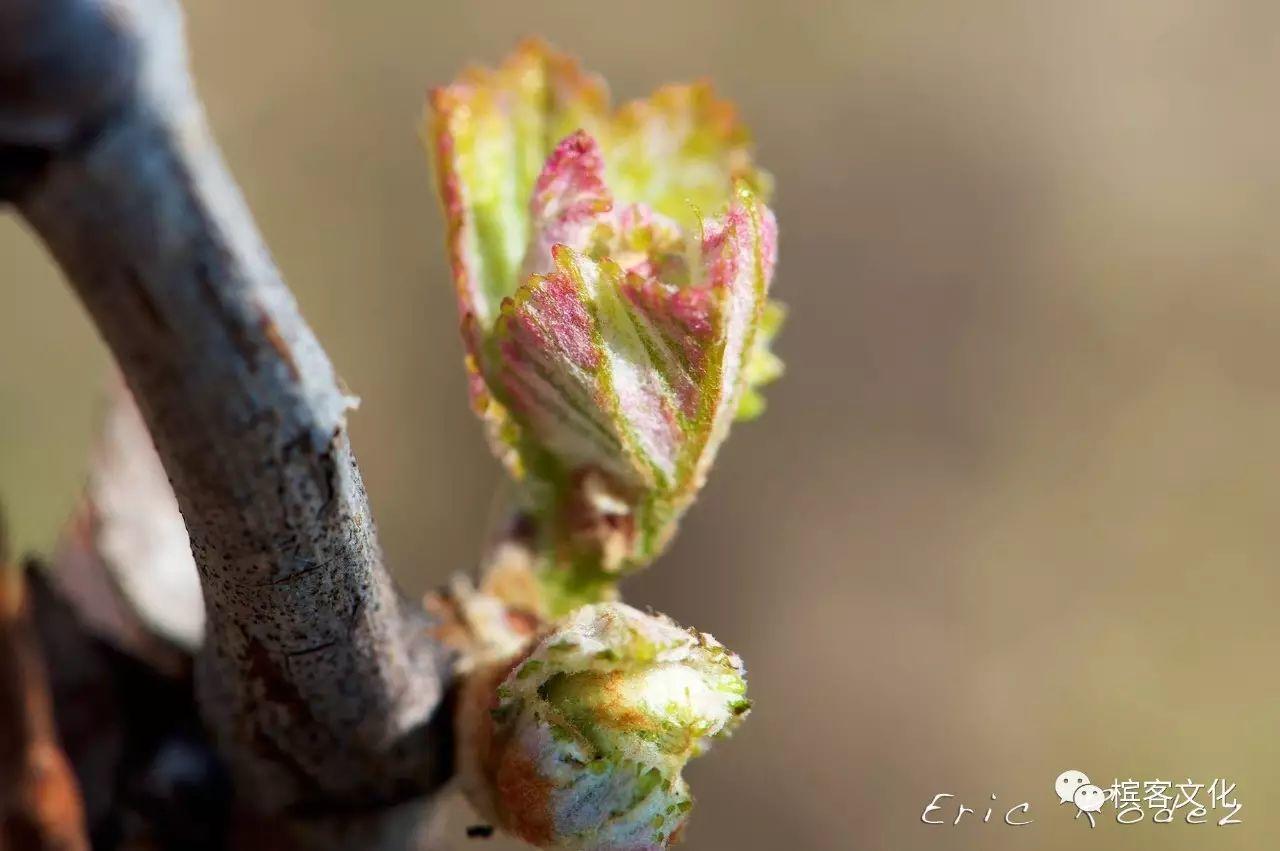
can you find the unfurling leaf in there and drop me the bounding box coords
[426,39,783,612]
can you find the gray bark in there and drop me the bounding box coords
[0,0,454,835]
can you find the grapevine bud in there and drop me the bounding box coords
[458,602,749,850]
[427,41,783,609]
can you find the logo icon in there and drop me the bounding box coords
[1055,769,1116,827]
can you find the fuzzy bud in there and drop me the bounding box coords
[458,602,749,850]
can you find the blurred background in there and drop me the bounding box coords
[2,1,1278,848]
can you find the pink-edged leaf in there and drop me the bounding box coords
[615,185,778,499]
[493,247,682,492]
[522,131,613,279]
[698,185,778,446]
[428,39,609,335]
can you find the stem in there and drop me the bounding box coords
[1,0,452,822]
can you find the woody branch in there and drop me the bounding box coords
[0,0,453,833]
